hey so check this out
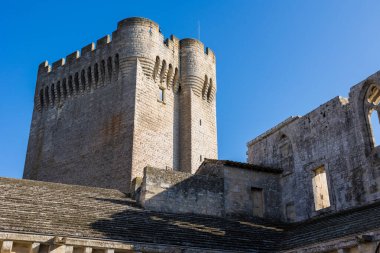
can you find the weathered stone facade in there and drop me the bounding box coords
[247,71,380,222]
[23,17,218,192]
[13,15,380,252]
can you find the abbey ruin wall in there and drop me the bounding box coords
[248,72,380,221]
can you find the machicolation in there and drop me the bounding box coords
[25,17,218,192]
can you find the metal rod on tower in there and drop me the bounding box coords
[198,21,201,40]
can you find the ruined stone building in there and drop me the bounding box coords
[1,17,380,253]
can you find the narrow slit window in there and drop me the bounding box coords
[158,87,165,102]
[312,166,331,211]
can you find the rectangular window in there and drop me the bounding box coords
[158,87,165,102]
[312,166,331,211]
[285,202,296,222]
[251,187,264,217]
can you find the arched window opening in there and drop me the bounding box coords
[87,66,92,89]
[57,81,62,101]
[51,84,56,106]
[367,85,380,105]
[101,60,106,82]
[206,78,213,101]
[107,56,113,81]
[94,63,99,84]
[166,64,173,88]
[365,85,380,149]
[45,86,50,106]
[81,69,86,91]
[68,76,74,96]
[62,78,67,98]
[202,75,208,98]
[277,134,294,174]
[153,56,160,81]
[74,72,80,93]
[160,60,167,83]
[369,110,380,147]
[114,54,120,80]
[39,90,44,109]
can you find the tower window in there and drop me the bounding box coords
[312,166,330,211]
[158,87,165,102]
[200,155,202,162]
[200,119,202,126]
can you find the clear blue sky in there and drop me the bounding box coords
[1,0,380,178]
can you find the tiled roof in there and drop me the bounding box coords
[1,177,380,252]
[0,177,283,252]
[281,201,380,250]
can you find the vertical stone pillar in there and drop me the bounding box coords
[49,245,65,253]
[29,243,40,253]
[84,247,92,253]
[1,241,13,253]
[64,246,73,253]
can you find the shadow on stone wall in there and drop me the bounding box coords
[137,167,225,217]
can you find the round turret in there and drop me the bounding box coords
[114,17,163,59]
[179,38,216,99]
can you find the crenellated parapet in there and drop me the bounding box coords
[35,17,216,112]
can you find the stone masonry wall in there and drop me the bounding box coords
[139,166,224,216]
[179,39,218,173]
[24,17,218,192]
[247,71,380,222]
[197,161,282,220]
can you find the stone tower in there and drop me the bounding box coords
[23,17,217,192]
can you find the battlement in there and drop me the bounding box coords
[38,34,112,75]
[38,18,215,77]
[34,17,217,113]
[180,38,216,61]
